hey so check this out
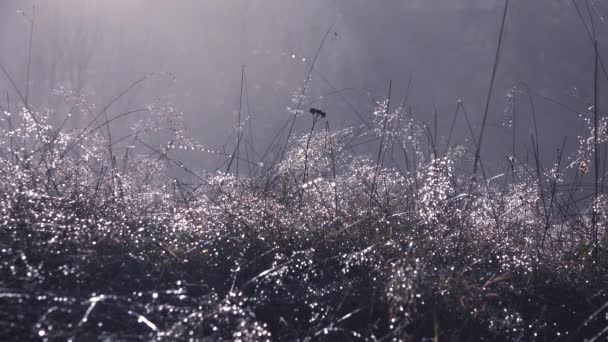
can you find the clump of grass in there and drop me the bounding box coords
[0,81,607,340]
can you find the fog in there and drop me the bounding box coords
[0,0,603,171]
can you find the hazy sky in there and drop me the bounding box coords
[0,0,603,170]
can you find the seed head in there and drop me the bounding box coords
[579,161,588,175]
[309,108,326,119]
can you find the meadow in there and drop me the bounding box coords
[1,1,608,340]
[0,74,607,340]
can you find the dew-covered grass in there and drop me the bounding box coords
[0,86,607,341]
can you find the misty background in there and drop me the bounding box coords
[0,0,604,172]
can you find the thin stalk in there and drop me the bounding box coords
[584,0,599,266]
[25,6,35,108]
[7,92,14,164]
[520,82,540,156]
[371,80,392,205]
[593,37,599,264]
[243,69,257,179]
[236,65,244,178]
[531,134,548,220]
[433,105,438,158]
[326,121,339,218]
[540,137,567,248]
[445,101,462,154]
[280,29,332,163]
[473,0,510,175]
[572,0,608,82]
[300,113,322,203]
[512,93,516,183]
